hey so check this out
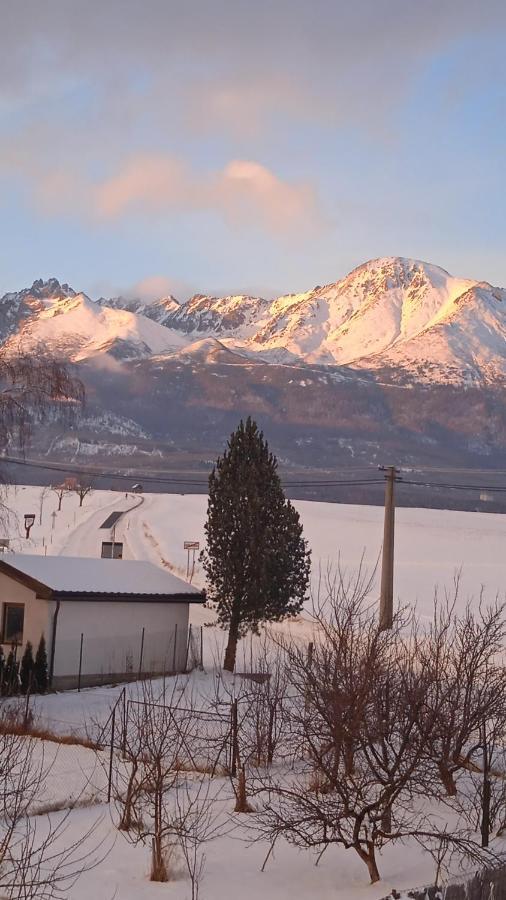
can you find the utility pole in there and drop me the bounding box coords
[379,465,400,630]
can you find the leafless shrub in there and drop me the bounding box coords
[173,775,225,900]
[251,565,504,884]
[0,704,109,898]
[0,348,84,453]
[416,586,506,798]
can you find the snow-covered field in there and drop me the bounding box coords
[2,484,506,898]
[3,482,506,617]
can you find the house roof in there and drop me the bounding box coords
[0,554,204,602]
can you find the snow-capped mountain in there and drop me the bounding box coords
[3,260,505,382]
[1,281,188,361]
[1,261,506,481]
[96,294,180,327]
[158,258,506,383]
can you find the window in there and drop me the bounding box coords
[2,604,24,644]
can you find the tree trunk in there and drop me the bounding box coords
[438,760,457,796]
[224,617,240,672]
[234,767,252,813]
[344,740,355,777]
[355,842,380,884]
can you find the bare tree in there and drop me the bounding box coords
[239,636,292,768]
[38,486,51,526]
[173,775,225,900]
[0,350,84,454]
[0,704,108,898]
[252,568,503,884]
[114,680,195,882]
[74,478,93,508]
[417,593,506,797]
[51,485,68,513]
[0,350,83,528]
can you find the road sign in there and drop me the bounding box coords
[184,541,200,550]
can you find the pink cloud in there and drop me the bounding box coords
[93,154,323,236]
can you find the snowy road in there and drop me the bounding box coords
[56,493,145,559]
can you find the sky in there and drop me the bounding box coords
[1,0,505,301]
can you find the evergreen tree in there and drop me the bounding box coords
[202,417,311,671]
[20,641,34,694]
[34,635,49,694]
[4,648,19,695]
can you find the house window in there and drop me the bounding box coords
[2,604,24,644]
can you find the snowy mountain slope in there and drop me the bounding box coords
[96,293,180,326]
[157,336,259,365]
[3,289,188,362]
[152,257,506,383]
[357,281,506,383]
[0,277,77,342]
[247,258,480,365]
[3,260,504,384]
[163,293,272,337]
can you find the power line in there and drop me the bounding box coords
[0,455,385,488]
[2,455,506,494]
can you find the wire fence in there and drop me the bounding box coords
[381,863,506,899]
[51,623,203,690]
[113,695,234,777]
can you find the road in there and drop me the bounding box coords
[57,494,145,558]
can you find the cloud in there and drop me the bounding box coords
[2,1,505,137]
[93,154,323,236]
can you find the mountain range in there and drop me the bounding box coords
[1,257,505,497]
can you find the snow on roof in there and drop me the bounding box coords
[5,554,202,597]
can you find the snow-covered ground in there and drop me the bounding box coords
[3,483,506,618]
[2,484,506,898]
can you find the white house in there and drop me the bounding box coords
[0,555,204,689]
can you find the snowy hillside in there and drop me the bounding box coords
[1,262,506,476]
[2,289,188,362]
[2,259,505,381]
[4,485,506,620]
[159,258,506,383]
[96,293,180,326]
[2,485,506,899]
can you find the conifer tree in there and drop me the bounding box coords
[20,641,34,694]
[34,635,48,694]
[4,649,18,695]
[202,417,311,671]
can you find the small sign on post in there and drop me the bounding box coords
[24,514,36,539]
[183,541,200,582]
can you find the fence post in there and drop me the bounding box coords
[107,705,116,803]
[172,623,178,673]
[138,627,145,680]
[77,633,84,692]
[23,672,32,728]
[184,624,192,672]
[231,699,239,777]
[199,626,204,671]
[121,694,129,760]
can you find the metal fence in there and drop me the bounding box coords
[51,624,203,690]
[381,862,506,900]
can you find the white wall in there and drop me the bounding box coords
[52,599,190,680]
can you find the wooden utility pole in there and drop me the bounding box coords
[481,720,491,848]
[379,465,398,630]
